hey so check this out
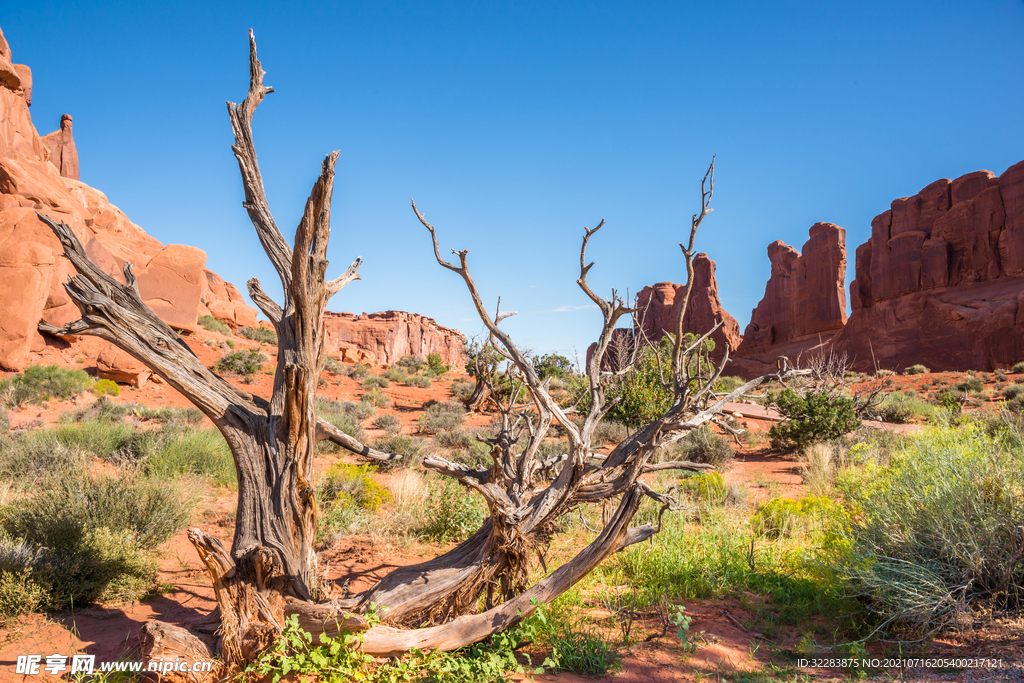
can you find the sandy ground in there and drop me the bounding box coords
[1,344,1022,681]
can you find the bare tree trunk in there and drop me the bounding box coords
[37,30,809,673]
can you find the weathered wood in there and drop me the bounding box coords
[138,621,217,682]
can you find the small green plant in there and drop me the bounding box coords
[371,434,429,463]
[382,367,409,383]
[752,495,842,538]
[420,477,487,543]
[238,325,278,345]
[418,400,466,434]
[397,355,426,371]
[426,352,449,376]
[0,365,94,407]
[362,387,390,408]
[1013,361,1024,374]
[679,471,727,504]
[904,364,930,375]
[214,349,267,376]
[362,374,390,389]
[767,389,861,449]
[322,355,343,374]
[91,378,121,397]
[343,363,371,380]
[404,374,432,389]
[372,413,402,434]
[954,377,984,393]
[198,314,232,336]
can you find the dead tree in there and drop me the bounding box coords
[37,32,807,669]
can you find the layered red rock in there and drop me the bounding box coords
[634,254,742,361]
[323,311,466,368]
[732,223,847,376]
[834,160,1024,371]
[0,24,258,371]
[41,114,78,180]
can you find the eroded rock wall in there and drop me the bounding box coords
[834,160,1024,371]
[323,311,466,368]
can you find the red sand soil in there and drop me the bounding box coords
[2,358,1022,681]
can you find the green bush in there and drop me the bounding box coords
[830,426,1024,630]
[954,377,984,393]
[343,363,371,380]
[678,471,727,504]
[372,413,402,434]
[214,349,267,376]
[370,434,429,463]
[0,365,94,407]
[0,474,190,609]
[436,429,475,450]
[418,400,465,434]
[767,389,861,449]
[420,477,487,543]
[320,463,391,513]
[315,400,367,451]
[404,375,432,389]
[362,387,390,408]
[383,368,409,383]
[146,428,236,487]
[667,425,734,466]
[752,496,842,538]
[904,364,930,375]
[52,420,157,463]
[426,353,449,376]
[363,375,390,389]
[238,325,278,345]
[397,355,426,371]
[322,356,344,374]
[1013,362,1024,374]
[0,432,90,485]
[534,353,575,380]
[198,314,232,336]
[91,378,121,397]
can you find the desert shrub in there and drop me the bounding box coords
[198,314,232,336]
[134,405,205,425]
[426,353,449,376]
[1003,384,1024,401]
[363,375,390,389]
[320,463,391,513]
[362,387,390,408]
[767,389,861,449]
[954,377,984,394]
[397,355,426,371]
[372,413,402,433]
[51,420,156,463]
[383,368,409,383]
[0,409,7,436]
[0,432,90,486]
[449,377,475,402]
[91,378,121,397]
[830,426,1024,631]
[592,420,628,446]
[146,428,236,487]
[904,364,930,375]
[404,375,432,389]
[875,369,895,377]
[995,370,1007,382]
[418,400,466,434]
[874,392,935,424]
[799,441,849,496]
[752,496,842,539]
[214,349,267,376]
[0,365,94,407]
[1013,362,1024,374]
[371,434,429,464]
[315,400,366,450]
[322,356,343,374]
[343,363,371,380]
[0,474,190,609]
[238,325,278,345]
[678,471,727,504]
[436,428,475,450]
[420,477,487,543]
[667,425,734,466]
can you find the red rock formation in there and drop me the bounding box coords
[834,161,1024,371]
[41,114,78,180]
[732,223,847,376]
[0,24,257,371]
[323,311,466,368]
[634,253,742,361]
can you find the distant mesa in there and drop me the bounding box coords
[0,23,464,379]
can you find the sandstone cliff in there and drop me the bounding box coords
[587,253,741,369]
[732,222,847,376]
[833,161,1024,371]
[0,25,258,371]
[323,311,466,368]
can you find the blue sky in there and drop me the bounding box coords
[5,2,1023,363]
